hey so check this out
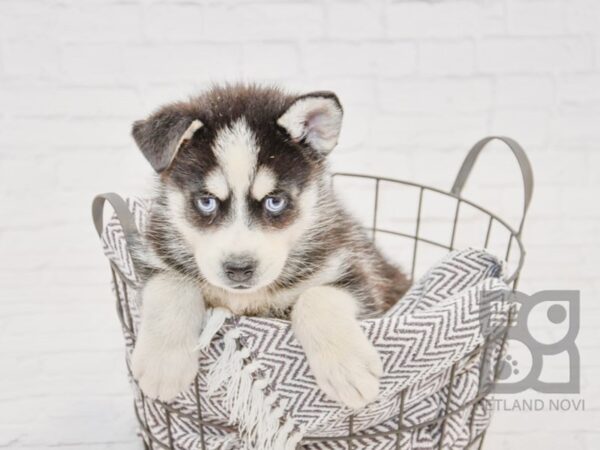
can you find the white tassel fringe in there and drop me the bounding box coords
[204,326,304,449]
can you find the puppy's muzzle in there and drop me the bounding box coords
[223,256,257,285]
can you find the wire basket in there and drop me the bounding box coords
[92,136,533,450]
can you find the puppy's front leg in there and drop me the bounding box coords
[292,286,382,410]
[131,272,205,401]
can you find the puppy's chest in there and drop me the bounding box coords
[201,285,298,319]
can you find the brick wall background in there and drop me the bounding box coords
[1,0,599,448]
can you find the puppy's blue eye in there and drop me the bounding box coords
[196,195,218,215]
[264,196,287,214]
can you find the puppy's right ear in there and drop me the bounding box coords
[277,91,343,155]
[132,108,203,174]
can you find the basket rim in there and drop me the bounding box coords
[331,172,526,284]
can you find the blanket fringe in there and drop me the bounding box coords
[195,307,233,352]
[205,326,304,450]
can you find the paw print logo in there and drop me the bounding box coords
[492,290,580,394]
[498,354,519,380]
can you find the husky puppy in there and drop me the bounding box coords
[130,84,410,410]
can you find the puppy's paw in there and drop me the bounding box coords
[308,329,382,410]
[131,339,198,402]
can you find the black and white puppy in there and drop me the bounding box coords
[130,84,410,410]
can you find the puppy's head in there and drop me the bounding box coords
[132,85,343,292]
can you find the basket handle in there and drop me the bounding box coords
[92,192,139,239]
[92,193,141,286]
[451,136,533,235]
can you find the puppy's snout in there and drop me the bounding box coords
[223,257,257,284]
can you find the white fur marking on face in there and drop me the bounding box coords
[251,167,277,200]
[166,180,322,298]
[169,119,203,168]
[277,97,342,154]
[205,169,229,200]
[212,118,259,197]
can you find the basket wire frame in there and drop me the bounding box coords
[97,137,532,450]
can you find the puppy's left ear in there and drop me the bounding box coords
[277,91,343,155]
[132,107,203,174]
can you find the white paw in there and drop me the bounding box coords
[131,339,198,402]
[308,330,382,410]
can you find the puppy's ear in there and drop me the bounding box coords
[277,91,343,155]
[132,107,203,173]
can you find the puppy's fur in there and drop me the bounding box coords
[130,84,410,409]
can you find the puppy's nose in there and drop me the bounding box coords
[223,257,257,283]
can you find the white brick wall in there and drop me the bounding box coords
[1,0,599,448]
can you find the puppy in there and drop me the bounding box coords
[129,84,410,409]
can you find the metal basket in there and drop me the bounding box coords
[92,136,533,450]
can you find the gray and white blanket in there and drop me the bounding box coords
[100,197,514,450]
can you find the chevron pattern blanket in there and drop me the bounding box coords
[100,198,514,450]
